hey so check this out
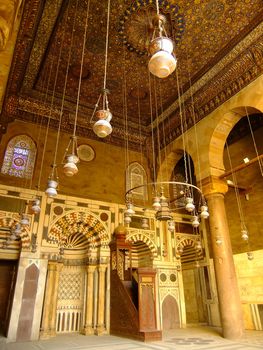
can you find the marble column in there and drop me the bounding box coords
[40,261,63,339]
[203,177,243,340]
[82,265,96,335]
[95,265,107,335]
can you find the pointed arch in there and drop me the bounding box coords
[1,134,37,179]
[162,294,180,330]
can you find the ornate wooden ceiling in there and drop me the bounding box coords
[2,0,263,150]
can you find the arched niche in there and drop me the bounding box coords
[162,295,180,330]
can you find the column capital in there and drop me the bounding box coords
[86,264,97,274]
[97,264,107,273]
[47,261,63,272]
[201,176,228,197]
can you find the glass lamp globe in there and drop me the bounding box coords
[63,155,79,177]
[148,36,177,79]
[148,50,177,79]
[185,197,195,212]
[125,203,135,216]
[196,240,202,250]
[10,232,17,241]
[200,205,209,219]
[20,214,29,227]
[14,223,21,236]
[177,246,183,254]
[192,215,200,228]
[168,220,175,232]
[152,196,161,211]
[93,109,112,138]
[215,237,223,245]
[45,179,58,198]
[141,218,149,229]
[124,214,131,224]
[31,199,41,214]
[247,252,254,261]
[241,229,249,241]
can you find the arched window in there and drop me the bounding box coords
[126,162,148,200]
[1,135,36,179]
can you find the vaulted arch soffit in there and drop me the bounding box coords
[208,105,263,173]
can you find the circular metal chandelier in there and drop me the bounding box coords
[124,181,209,229]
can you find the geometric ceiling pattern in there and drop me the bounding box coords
[3,0,263,151]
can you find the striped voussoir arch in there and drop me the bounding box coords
[48,210,109,249]
[177,237,196,250]
[126,231,158,258]
[0,214,31,249]
[176,237,203,264]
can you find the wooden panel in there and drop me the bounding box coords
[162,295,180,329]
[139,283,156,330]
[0,260,17,336]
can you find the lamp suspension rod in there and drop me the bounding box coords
[32,63,50,191]
[154,77,163,183]
[155,0,160,16]
[53,0,74,166]
[137,81,143,168]
[159,82,169,181]
[155,0,162,36]
[123,54,129,171]
[245,106,263,176]
[226,142,246,227]
[37,61,54,190]
[72,0,91,139]
[176,69,189,184]
[47,26,68,180]
[103,0,111,91]
[187,54,203,192]
[148,71,157,190]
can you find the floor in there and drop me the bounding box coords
[1,327,263,350]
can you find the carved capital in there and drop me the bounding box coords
[86,264,96,274]
[201,176,228,197]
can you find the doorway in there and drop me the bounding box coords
[0,260,17,336]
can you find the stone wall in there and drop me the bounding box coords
[0,120,150,204]
[234,251,263,330]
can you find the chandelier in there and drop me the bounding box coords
[124,181,209,229]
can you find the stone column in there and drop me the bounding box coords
[40,261,63,339]
[82,265,96,335]
[203,177,243,340]
[95,265,107,335]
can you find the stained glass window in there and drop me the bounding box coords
[1,135,36,179]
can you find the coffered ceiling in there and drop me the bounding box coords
[3,0,263,150]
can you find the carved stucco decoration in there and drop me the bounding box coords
[1,0,263,150]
